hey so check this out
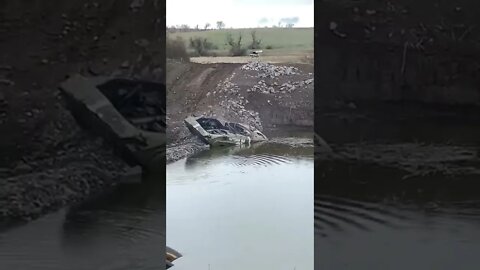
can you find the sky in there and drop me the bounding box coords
[166,0,313,28]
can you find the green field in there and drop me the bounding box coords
[168,28,313,53]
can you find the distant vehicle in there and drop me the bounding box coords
[184,116,268,147]
[249,50,263,57]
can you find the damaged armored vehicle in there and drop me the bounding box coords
[60,74,166,168]
[61,75,182,268]
[184,116,268,147]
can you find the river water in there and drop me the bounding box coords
[167,140,314,269]
[0,135,313,270]
[0,176,166,270]
[315,189,480,270]
[315,114,480,270]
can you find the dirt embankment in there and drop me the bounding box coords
[313,0,480,185]
[166,59,314,162]
[0,0,165,223]
[316,0,480,110]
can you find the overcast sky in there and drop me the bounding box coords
[167,0,313,28]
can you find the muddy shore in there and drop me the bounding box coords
[314,0,480,192]
[315,105,480,195]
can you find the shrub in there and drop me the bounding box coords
[189,37,218,56]
[166,36,189,61]
[226,33,247,56]
[248,30,262,49]
[265,45,273,49]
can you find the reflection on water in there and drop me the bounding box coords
[315,194,410,233]
[316,116,480,270]
[167,141,314,269]
[0,173,166,270]
[315,190,480,270]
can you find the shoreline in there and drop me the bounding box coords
[0,107,131,224]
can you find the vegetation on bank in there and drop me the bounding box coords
[166,35,190,61]
[167,28,313,58]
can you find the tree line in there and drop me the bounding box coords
[167,21,226,33]
[167,30,270,60]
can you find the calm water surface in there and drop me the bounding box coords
[0,175,166,270]
[315,190,480,270]
[316,117,480,270]
[167,141,314,269]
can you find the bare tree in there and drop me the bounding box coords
[249,30,262,49]
[189,37,217,56]
[226,32,246,56]
[216,21,225,30]
[204,23,210,30]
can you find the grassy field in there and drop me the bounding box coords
[189,53,313,64]
[168,28,314,53]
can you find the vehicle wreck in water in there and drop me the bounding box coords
[60,74,183,268]
[184,116,268,147]
[60,74,166,169]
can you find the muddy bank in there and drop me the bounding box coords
[317,142,480,178]
[316,0,480,110]
[315,110,480,192]
[314,1,480,184]
[0,108,132,224]
[0,0,165,223]
[166,59,314,160]
[166,138,208,164]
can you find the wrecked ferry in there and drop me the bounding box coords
[185,116,268,147]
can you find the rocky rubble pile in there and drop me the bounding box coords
[241,61,298,78]
[213,75,263,130]
[212,73,239,95]
[247,78,314,95]
[0,105,130,221]
[1,164,114,220]
[0,139,128,221]
[166,139,208,163]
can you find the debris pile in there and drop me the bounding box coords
[241,61,298,78]
[247,78,314,95]
[0,133,128,221]
[100,83,166,133]
[166,139,208,163]
[214,73,239,95]
[212,74,263,130]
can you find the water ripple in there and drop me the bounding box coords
[230,154,293,167]
[315,194,411,236]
